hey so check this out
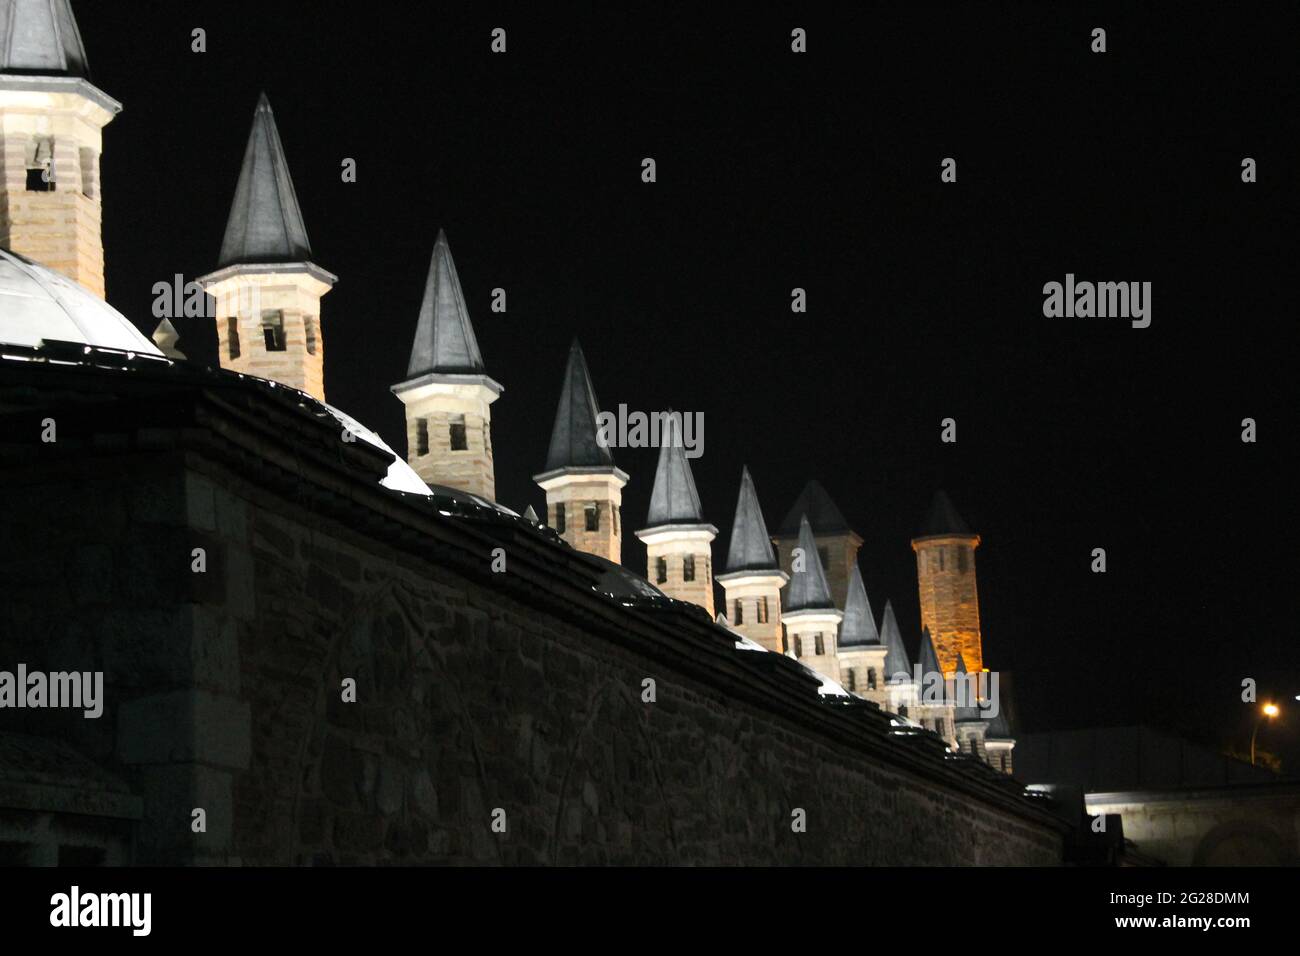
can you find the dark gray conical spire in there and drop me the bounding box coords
[0,0,88,76]
[881,600,910,679]
[644,414,703,526]
[919,626,941,677]
[216,94,314,268]
[778,479,851,535]
[917,489,973,538]
[838,564,879,647]
[543,340,614,472]
[953,653,981,721]
[985,706,1013,740]
[784,515,834,612]
[405,230,485,376]
[724,466,778,572]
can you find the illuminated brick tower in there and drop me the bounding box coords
[392,230,503,500]
[636,414,716,614]
[0,0,121,296]
[200,94,335,403]
[535,340,628,564]
[912,490,983,673]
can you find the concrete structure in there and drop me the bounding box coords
[1019,726,1293,864]
[0,0,119,296]
[535,340,628,564]
[635,415,716,614]
[716,467,788,653]
[392,231,503,500]
[912,490,983,673]
[0,348,1068,865]
[199,95,335,404]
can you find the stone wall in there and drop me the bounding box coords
[0,367,1065,865]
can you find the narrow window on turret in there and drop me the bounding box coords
[938,549,945,572]
[794,636,803,658]
[261,311,286,351]
[449,414,467,450]
[79,148,96,198]
[584,503,599,531]
[758,596,768,623]
[683,555,696,581]
[734,599,744,624]
[846,669,856,691]
[303,315,318,355]
[416,419,429,455]
[226,317,241,359]
[612,505,619,534]
[26,137,55,191]
[555,503,566,534]
[656,557,668,584]
[814,633,824,655]
[867,668,877,690]
[957,547,968,574]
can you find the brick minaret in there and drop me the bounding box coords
[635,415,716,614]
[716,466,788,652]
[199,95,335,403]
[782,514,843,682]
[0,0,120,297]
[392,231,503,500]
[772,480,863,610]
[534,340,628,564]
[912,490,983,673]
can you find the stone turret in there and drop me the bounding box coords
[199,94,335,403]
[836,563,888,702]
[716,466,788,653]
[782,514,843,682]
[912,490,983,673]
[0,0,121,296]
[391,231,503,499]
[534,340,628,563]
[635,414,716,614]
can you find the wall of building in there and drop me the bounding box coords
[1086,787,1300,865]
[0,376,1064,866]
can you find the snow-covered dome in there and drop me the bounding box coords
[0,249,161,355]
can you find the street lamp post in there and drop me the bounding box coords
[1251,703,1280,766]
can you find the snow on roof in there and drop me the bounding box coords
[322,404,434,496]
[0,249,161,355]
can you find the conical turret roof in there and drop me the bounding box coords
[644,413,704,526]
[784,515,835,612]
[216,94,315,269]
[0,0,88,76]
[405,230,485,376]
[723,466,779,573]
[880,600,911,680]
[541,340,614,472]
[838,563,880,647]
[778,479,851,536]
[917,489,973,539]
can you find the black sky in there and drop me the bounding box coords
[77,2,1299,764]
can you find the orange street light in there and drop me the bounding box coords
[1252,703,1280,765]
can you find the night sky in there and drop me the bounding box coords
[78,3,1298,764]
